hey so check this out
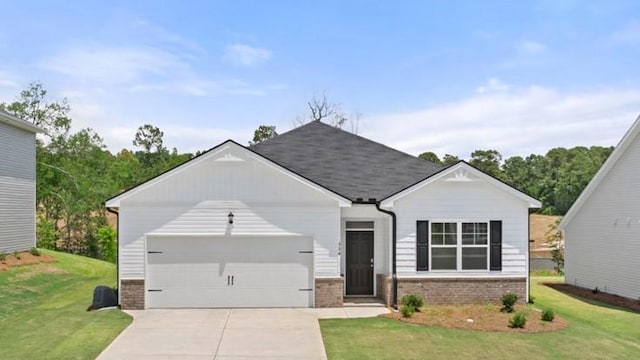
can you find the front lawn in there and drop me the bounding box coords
[320,277,640,359]
[0,250,132,360]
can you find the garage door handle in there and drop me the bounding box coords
[147,251,163,254]
[231,275,234,285]
[227,275,230,286]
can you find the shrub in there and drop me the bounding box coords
[401,294,424,311]
[528,295,536,304]
[97,226,117,263]
[501,292,519,313]
[400,304,415,318]
[541,308,555,322]
[30,247,41,256]
[36,216,59,250]
[0,253,6,262]
[509,311,527,328]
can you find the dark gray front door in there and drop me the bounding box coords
[345,231,374,296]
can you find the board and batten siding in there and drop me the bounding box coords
[0,121,36,253]
[117,147,342,280]
[564,130,640,300]
[392,178,530,276]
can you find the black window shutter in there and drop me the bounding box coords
[417,221,429,271]
[490,220,502,271]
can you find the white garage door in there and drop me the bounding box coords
[145,236,313,308]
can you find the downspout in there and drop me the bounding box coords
[106,207,120,306]
[527,209,533,303]
[375,201,398,310]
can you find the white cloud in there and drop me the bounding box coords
[364,83,640,158]
[517,40,547,54]
[41,46,188,84]
[476,78,510,94]
[612,21,640,43]
[223,44,272,67]
[134,20,207,57]
[0,71,19,89]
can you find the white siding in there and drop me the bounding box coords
[564,131,640,300]
[118,147,341,280]
[0,121,36,253]
[392,177,530,276]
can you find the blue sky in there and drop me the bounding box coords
[1,0,640,158]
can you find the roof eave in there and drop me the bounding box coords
[559,114,640,231]
[0,110,43,133]
[104,139,352,208]
[380,161,542,209]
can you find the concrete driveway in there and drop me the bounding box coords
[98,306,388,359]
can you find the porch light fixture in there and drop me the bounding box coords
[228,212,234,224]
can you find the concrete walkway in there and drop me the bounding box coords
[97,306,389,359]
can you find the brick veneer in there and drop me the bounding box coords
[315,277,344,307]
[376,273,393,306]
[378,276,526,306]
[120,279,145,309]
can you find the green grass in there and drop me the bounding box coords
[0,250,132,360]
[320,277,640,360]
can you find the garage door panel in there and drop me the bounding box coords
[145,236,313,308]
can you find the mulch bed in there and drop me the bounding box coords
[544,282,640,313]
[382,304,569,333]
[0,251,55,271]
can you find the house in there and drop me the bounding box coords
[558,115,640,300]
[0,110,42,254]
[106,121,541,309]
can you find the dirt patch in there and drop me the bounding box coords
[0,251,56,271]
[530,214,562,258]
[545,283,640,313]
[382,304,569,333]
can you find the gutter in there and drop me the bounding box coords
[374,200,398,310]
[106,207,120,306]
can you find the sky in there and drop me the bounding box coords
[1,0,640,159]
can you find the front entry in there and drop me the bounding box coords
[345,231,374,296]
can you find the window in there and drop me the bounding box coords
[430,222,488,271]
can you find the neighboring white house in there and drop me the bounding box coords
[0,110,41,254]
[106,121,541,309]
[559,115,640,300]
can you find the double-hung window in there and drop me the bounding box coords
[430,221,489,271]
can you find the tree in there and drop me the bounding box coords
[133,124,164,153]
[418,151,442,165]
[469,149,503,177]
[546,218,564,274]
[250,125,278,145]
[297,94,357,131]
[0,82,71,141]
[442,154,461,165]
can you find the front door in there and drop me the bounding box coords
[345,231,374,296]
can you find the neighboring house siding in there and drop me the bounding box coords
[564,131,640,300]
[118,150,342,280]
[0,121,36,253]
[393,179,529,276]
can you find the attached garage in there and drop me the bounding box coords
[145,235,314,308]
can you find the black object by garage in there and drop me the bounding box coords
[87,286,118,311]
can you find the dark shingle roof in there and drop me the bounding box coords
[250,121,442,201]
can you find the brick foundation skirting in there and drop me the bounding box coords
[376,274,393,306]
[378,276,526,306]
[315,277,344,307]
[120,279,145,310]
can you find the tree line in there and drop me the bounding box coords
[418,147,613,215]
[1,83,612,261]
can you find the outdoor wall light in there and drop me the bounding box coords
[228,212,234,224]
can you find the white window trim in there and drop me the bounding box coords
[428,220,490,272]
